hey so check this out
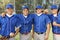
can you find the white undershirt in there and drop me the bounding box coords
[36,13,42,16]
[23,15,27,18]
[53,14,57,17]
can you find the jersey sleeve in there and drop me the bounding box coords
[45,16,51,25]
[15,17,21,28]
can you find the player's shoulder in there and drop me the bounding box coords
[0,15,5,19]
[42,13,48,16]
[15,13,23,18]
[0,15,2,19]
[28,13,34,16]
[41,14,50,19]
[15,13,22,16]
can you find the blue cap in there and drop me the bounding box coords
[22,5,29,10]
[6,4,14,9]
[36,5,43,9]
[51,5,58,9]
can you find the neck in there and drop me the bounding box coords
[53,13,57,15]
[7,11,13,15]
[37,13,42,14]
[23,14,28,16]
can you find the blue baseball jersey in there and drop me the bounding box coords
[44,14,53,23]
[0,16,1,34]
[16,14,33,34]
[0,14,20,36]
[33,13,51,33]
[49,13,60,34]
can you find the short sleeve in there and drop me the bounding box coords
[45,16,51,25]
[15,17,21,28]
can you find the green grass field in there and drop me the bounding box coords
[15,28,53,40]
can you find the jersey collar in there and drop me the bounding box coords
[36,13,43,16]
[6,12,16,17]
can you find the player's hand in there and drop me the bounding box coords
[14,28,19,37]
[1,12,6,17]
[14,33,17,37]
[44,34,49,40]
[53,22,57,25]
[10,33,15,38]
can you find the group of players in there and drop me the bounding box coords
[0,3,60,40]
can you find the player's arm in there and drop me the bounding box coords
[45,16,51,40]
[32,25,34,38]
[45,23,51,40]
[1,12,6,17]
[10,18,21,37]
[32,16,34,38]
[52,16,60,27]
[15,18,21,36]
[10,27,20,37]
[53,21,60,27]
[15,26,20,36]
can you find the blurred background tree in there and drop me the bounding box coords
[0,0,60,13]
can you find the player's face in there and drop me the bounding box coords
[51,9,58,14]
[6,8,13,15]
[23,9,29,16]
[36,9,42,14]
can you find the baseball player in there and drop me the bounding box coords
[50,5,60,40]
[16,5,33,40]
[33,5,51,40]
[0,4,21,40]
